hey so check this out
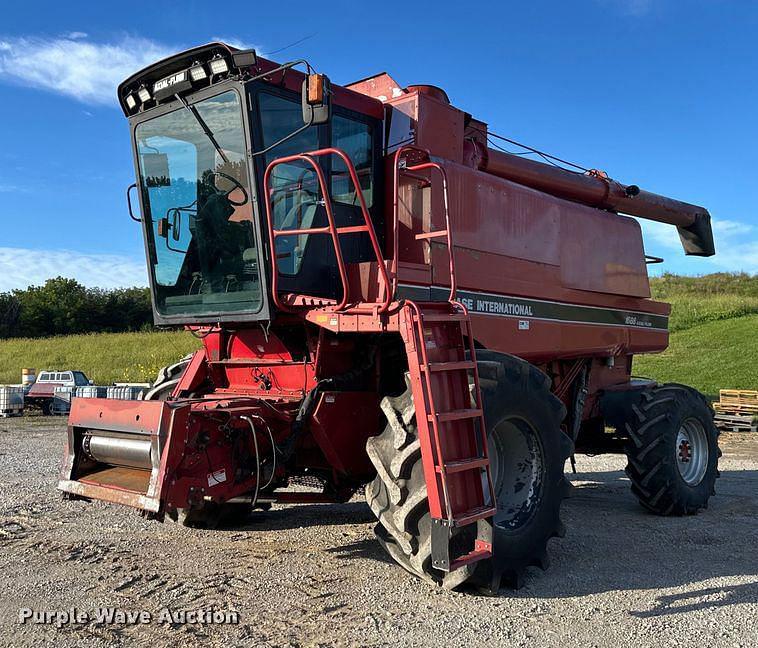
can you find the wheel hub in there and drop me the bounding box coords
[675,418,709,486]
[489,418,545,530]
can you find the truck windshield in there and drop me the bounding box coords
[135,90,263,318]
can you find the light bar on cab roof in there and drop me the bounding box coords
[209,55,229,75]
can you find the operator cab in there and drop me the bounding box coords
[121,43,383,325]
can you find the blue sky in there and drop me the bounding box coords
[0,0,756,290]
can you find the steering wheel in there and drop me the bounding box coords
[205,171,249,206]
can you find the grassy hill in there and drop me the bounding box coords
[0,330,200,385]
[0,273,754,396]
[634,314,757,398]
[649,272,758,332]
[633,273,758,397]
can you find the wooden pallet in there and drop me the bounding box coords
[715,389,758,412]
[714,413,758,433]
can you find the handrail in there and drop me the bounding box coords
[392,146,457,303]
[263,147,391,313]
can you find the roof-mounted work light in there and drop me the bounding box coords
[189,61,207,82]
[209,55,229,75]
[125,93,138,110]
[232,49,257,68]
[137,86,151,103]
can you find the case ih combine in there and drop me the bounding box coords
[58,42,720,592]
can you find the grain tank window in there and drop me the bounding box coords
[332,115,373,207]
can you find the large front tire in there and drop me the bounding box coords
[366,352,572,592]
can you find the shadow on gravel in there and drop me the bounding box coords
[231,502,376,532]
[325,538,394,564]
[200,467,757,605]
[629,582,758,617]
[525,467,758,606]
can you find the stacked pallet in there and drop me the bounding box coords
[714,390,758,433]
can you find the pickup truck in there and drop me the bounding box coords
[25,370,91,415]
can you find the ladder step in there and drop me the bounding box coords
[420,313,468,322]
[424,360,476,372]
[437,457,489,474]
[428,408,483,423]
[452,505,497,527]
[335,224,370,235]
[449,541,492,571]
[415,229,448,241]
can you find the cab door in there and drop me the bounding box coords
[254,87,382,303]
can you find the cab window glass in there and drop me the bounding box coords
[332,115,373,207]
[259,92,320,275]
[136,90,263,318]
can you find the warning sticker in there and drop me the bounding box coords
[207,469,227,487]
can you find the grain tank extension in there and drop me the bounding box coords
[59,43,721,592]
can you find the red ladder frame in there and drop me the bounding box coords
[263,147,392,313]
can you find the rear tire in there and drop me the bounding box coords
[365,351,571,591]
[624,383,720,515]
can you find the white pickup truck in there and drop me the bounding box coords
[25,370,91,415]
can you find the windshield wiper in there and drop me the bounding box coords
[175,94,230,164]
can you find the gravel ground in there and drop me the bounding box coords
[0,416,756,648]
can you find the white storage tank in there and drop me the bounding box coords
[74,386,108,399]
[52,386,75,415]
[0,386,24,417]
[106,386,145,401]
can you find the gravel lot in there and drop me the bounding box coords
[0,416,756,647]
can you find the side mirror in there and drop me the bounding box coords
[302,73,331,125]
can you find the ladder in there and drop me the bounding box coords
[404,300,496,572]
[393,145,496,572]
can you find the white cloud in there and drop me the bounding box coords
[0,247,147,291]
[210,36,258,51]
[0,34,176,105]
[636,218,682,251]
[637,216,758,274]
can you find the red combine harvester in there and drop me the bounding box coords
[59,43,720,592]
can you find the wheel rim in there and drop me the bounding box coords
[489,418,545,530]
[675,417,709,486]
